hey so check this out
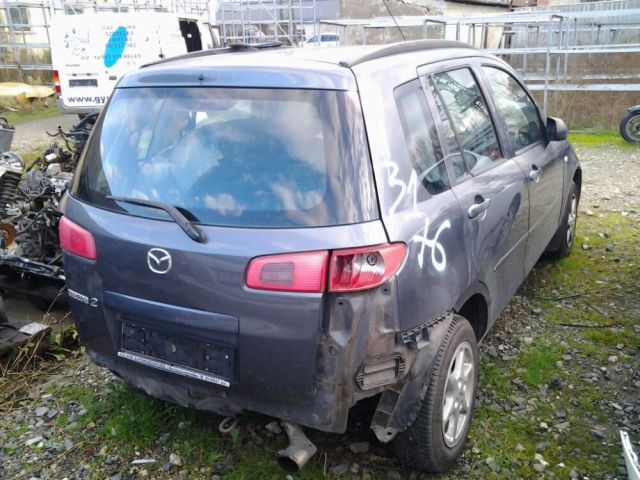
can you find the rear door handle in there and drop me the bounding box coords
[529,165,541,183]
[468,198,491,219]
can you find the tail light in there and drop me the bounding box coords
[246,251,328,293]
[245,243,406,293]
[329,243,406,292]
[59,216,96,260]
[53,70,61,94]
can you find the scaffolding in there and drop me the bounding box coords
[320,0,640,115]
[218,0,318,45]
[0,0,213,80]
[0,0,321,80]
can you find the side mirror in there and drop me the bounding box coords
[546,116,568,141]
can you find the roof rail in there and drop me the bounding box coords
[142,41,284,69]
[340,40,475,68]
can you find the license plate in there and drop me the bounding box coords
[69,79,98,87]
[119,321,234,387]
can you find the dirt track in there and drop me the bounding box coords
[11,115,77,155]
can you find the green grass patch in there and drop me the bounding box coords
[1,104,59,126]
[468,211,638,477]
[529,213,640,353]
[480,361,512,397]
[471,354,619,478]
[517,345,562,387]
[52,380,329,478]
[5,423,28,439]
[569,130,640,151]
[38,211,637,479]
[582,327,632,348]
[19,146,47,169]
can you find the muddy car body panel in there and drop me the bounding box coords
[62,41,581,447]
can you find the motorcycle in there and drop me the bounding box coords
[620,105,640,143]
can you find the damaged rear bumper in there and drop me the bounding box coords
[72,273,456,437]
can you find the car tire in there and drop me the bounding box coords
[393,315,479,472]
[547,181,579,259]
[619,110,640,143]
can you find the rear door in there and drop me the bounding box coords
[420,62,530,320]
[380,79,469,332]
[478,64,564,273]
[355,62,472,334]
[67,85,382,410]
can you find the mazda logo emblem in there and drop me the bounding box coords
[147,248,172,275]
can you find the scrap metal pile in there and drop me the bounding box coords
[0,115,96,286]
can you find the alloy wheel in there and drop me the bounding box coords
[441,341,475,448]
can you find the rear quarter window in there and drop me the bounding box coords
[394,80,450,196]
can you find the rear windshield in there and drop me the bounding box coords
[73,87,378,228]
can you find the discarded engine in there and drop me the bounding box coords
[0,115,96,287]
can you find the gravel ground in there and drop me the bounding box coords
[578,145,640,211]
[0,145,638,480]
[10,114,77,156]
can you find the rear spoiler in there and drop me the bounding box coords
[142,41,284,68]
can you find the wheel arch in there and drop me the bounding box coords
[573,166,582,197]
[370,307,484,444]
[454,284,490,342]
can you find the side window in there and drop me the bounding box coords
[394,80,450,196]
[427,79,466,180]
[482,66,544,152]
[431,68,503,176]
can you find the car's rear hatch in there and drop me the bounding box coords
[63,66,385,420]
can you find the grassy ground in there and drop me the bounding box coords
[569,130,640,151]
[467,211,639,479]
[1,132,637,479]
[20,211,634,480]
[0,103,59,127]
[20,146,48,169]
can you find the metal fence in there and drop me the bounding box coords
[2,0,639,112]
[320,0,640,115]
[218,0,318,45]
[217,0,340,45]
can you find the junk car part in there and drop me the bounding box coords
[277,422,318,473]
[0,117,15,153]
[0,114,96,290]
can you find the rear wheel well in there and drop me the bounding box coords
[573,168,582,196]
[456,294,488,341]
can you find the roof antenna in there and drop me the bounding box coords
[383,0,407,41]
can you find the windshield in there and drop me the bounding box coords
[73,87,377,228]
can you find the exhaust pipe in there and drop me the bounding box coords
[277,421,317,472]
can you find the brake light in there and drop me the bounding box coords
[245,243,406,294]
[53,70,61,94]
[328,243,406,292]
[246,250,328,293]
[59,216,96,260]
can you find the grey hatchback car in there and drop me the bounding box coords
[60,40,581,472]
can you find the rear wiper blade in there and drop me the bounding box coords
[107,195,207,243]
